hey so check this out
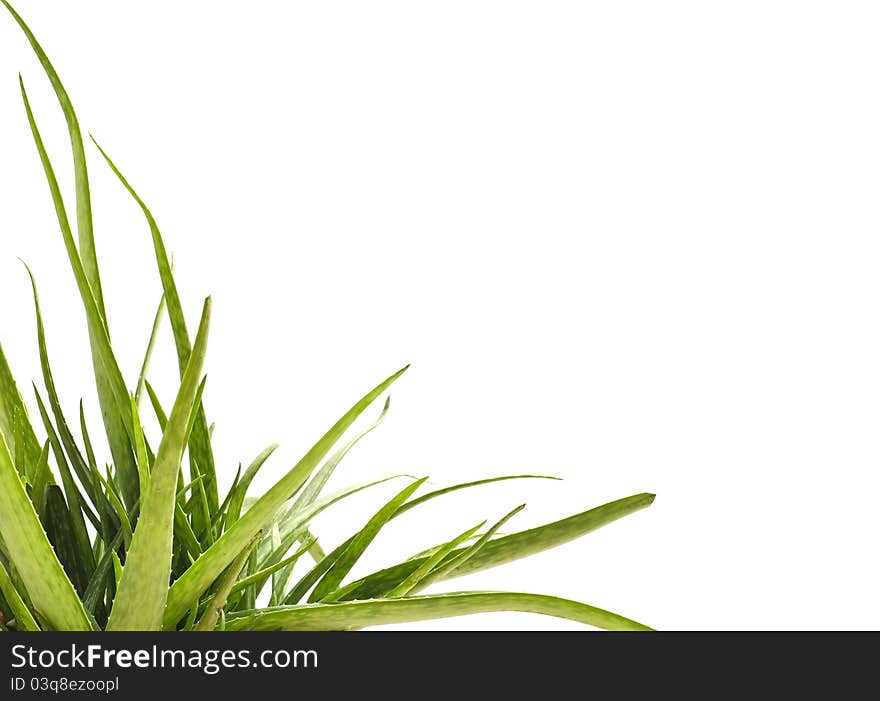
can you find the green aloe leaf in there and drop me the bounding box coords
[93,469,133,549]
[212,464,241,532]
[145,381,168,430]
[163,365,408,629]
[225,444,278,527]
[312,477,428,603]
[135,291,167,408]
[268,397,388,579]
[26,266,114,528]
[0,343,40,479]
[398,474,559,517]
[225,591,652,632]
[82,527,126,616]
[385,521,486,598]
[341,492,655,601]
[0,432,91,630]
[16,75,139,512]
[259,473,413,568]
[236,474,413,607]
[0,0,656,633]
[284,473,560,605]
[174,502,203,562]
[405,504,525,595]
[0,559,39,631]
[194,531,261,632]
[107,298,211,631]
[128,396,151,501]
[43,485,93,596]
[91,138,218,526]
[231,537,316,598]
[33,389,99,542]
[78,402,98,479]
[290,397,391,517]
[1,0,103,314]
[29,440,52,519]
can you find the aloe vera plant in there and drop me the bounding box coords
[0,2,656,632]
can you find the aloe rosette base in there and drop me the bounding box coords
[0,2,655,633]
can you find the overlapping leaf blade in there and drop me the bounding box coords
[0,559,39,631]
[0,0,104,313]
[107,299,211,630]
[0,344,40,479]
[0,432,91,630]
[312,477,428,602]
[339,492,655,601]
[91,138,219,527]
[225,592,652,632]
[0,1,657,634]
[163,365,408,628]
[16,72,139,511]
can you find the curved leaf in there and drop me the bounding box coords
[107,298,211,630]
[1,0,104,313]
[194,530,261,632]
[242,474,413,607]
[163,365,409,628]
[385,521,485,598]
[225,591,652,631]
[91,138,218,522]
[312,477,428,602]
[0,432,90,630]
[0,559,39,631]
[284,474,569,605]
[291,397,390,516]
[409,503,525,594]
[225,444,278,527]
[16,74,138,511]
[341,492,655,601]
[0,343,40,479]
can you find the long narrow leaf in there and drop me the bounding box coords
[0,560,39,631]
[33,389,99,541]
[193,531,261,632]
[29,441,52,519]
[265,396,389,591]
[259,473,411,567]
[82,527,126,616]
[313,477,428,602]
[26,266,106,519]
[0,432,91,630]
[385,521,486,598]
[91,138,218,521]
[236,474,412,607]
[44,485,93,596]
[135,291,166,407]
[226,591,652,631]
[290,397,390,517]
[163,365,409,628]
[107,298,211,630]
[1,0,105,314]
[232,537,316,598]
[0,343,40,479]
[145,381,168,430]
[225,444,278,527]
[341,492,656,601]
[410,504,525,593]
[398,474,559,517]
[284,473,559,605]
[17,76,139,511]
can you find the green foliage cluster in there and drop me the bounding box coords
[0,2,654,632]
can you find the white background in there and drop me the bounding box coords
[1,1,879,630]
